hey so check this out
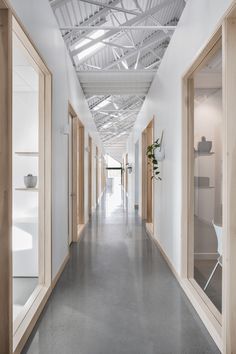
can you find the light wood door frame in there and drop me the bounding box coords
[96,146,99,204]
[182,31,223,349]
[0,7,52,353]
[125,153,128,193]
[222,15,236,353]
[69,103,84,242]
[68,103,77,243]
[68,110,73,245]
[13,16,52,353]
[182,10,236,350]
[88,136,92,215]
[0,5,13,353]
[77,122,84,226]
[142,119,154,224]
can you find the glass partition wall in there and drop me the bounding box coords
[11,18,51,349]
[0,9,51,353]
[188,40,223,318]
[12,32,40,324]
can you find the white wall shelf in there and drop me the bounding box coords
[194,152,215,157]
[15,188,38,192]
[15,152,39,156]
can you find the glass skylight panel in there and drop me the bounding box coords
[75,29,106,61]
[93,99,110,111]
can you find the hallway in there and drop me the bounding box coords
[23,184,219,354]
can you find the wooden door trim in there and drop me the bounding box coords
[181,27,224,351]
[0,6,13,354]
[68,102,85,241]
[88,136,92,216]
[0,7,52,352]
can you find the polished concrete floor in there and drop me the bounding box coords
[22,183,220,354]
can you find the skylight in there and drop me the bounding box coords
[93,99,110,111]
[76,29,106,61]
[121,60,129,70]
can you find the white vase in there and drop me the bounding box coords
[154,147,165,161]
[24,174,37,188]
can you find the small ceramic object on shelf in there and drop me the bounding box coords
[24,174,37,188]
[197,136,212,153]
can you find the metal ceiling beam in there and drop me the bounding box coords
[61,25,176,31]
[71,0,177,58]
[101,41,135,50]
[97,109,140,112]
[102,32,168,70]
[78,0,140,16]
[77,69,156,73]
[61,0,121,42]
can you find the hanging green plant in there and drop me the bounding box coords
[146,138,162,180]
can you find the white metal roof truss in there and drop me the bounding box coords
[49,0,186,162]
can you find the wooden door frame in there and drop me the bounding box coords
[0,5,13,353]
[96,146,98,204]
[181,8,236,350]
[68,102,84,242]
[141,130,147,219]
[88,135,92,216]
[142,119,154,228]
[182,30,223,350]
[125,153,128,193]
[68,107,73,245]
[0,6,52,353]
[77,121,84,227]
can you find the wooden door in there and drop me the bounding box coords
[142,119,153,223]
[88,136,92,215]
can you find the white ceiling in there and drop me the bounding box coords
[49,0,186,161]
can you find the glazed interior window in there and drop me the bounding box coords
[12,32,39,323]
[192,45,222,313]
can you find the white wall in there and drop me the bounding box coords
[10,0,103,278]
[127,0,233,273]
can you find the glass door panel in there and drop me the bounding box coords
[12,32,40,324]
[190,43,223,314]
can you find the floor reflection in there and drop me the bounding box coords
[22,184,220,354]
